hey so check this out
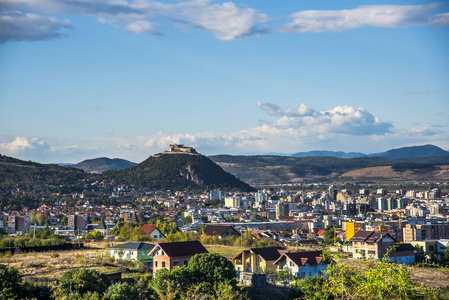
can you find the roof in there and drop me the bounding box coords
[203,225,240,237]
[274,250,325,266]
[97,218,107,230]
[250,247,285,261]
[349,231,397,244]
[139,224,164,236]
[233,250,250,260]
[394,243,415,252]
[107,242,155,251]
[151,241,208,257]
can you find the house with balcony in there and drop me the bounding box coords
[233,246,285,274]
[350,230,415,264]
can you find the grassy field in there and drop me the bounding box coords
[204,244,247,260]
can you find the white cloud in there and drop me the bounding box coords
[407,127,442,136]
[176,1,268,40]
[281,3,444,33]
[430,12,449,26]
[257,101,312,117]
[0,10,70,43]
[125,20,160,34]
[258,103,392,136]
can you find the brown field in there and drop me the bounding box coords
[339,165,449,181]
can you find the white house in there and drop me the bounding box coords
[274,250,328,278]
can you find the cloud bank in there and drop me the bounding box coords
[281,3,446,33]
[1,1,448,43]
[3,102,445,163]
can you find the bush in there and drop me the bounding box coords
[105,282,139,300]
[53,268,110,298]
[0,264,24,299]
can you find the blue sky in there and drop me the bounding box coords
[0,0,448,163]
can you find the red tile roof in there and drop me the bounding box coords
[139,224,158,235]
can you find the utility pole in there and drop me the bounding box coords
[33,223,36,239]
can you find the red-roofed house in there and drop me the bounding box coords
[138,224,165,241]
[273,250,328,278]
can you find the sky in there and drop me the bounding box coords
[0,0,448,163]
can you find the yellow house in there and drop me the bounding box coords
[233,247,285,274]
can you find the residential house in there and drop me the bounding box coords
[350,230,396,260]
[107,242,154,265]
[233,246,285,274]
[138,224,166,241]
[203,225,241,239]
[149,241,208,276]
[350,230,415,264]
[274,250,328,278]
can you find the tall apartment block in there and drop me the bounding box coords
[68,214,88,232]
[8,214,31,235]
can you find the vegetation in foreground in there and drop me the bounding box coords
[2,247,449,299]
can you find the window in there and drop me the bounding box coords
[184,260,189,266]
[174,261,179,266]
[162,262,166,268]
[155,261,158,267]
[429,245,434,251]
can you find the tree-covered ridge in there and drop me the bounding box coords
[104,153,254,192]
[0,154,94,187]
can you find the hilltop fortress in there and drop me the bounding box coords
[161,144,199,155]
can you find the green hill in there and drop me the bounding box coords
[0,154,91,187]
[104,152,254,192]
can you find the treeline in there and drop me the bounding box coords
[392,163,436,172]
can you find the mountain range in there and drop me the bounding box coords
[290,144,448,159]
[1,144,448,190]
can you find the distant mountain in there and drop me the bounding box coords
[368,144,449,159]
[209,152,449,185]
[104,145,254,191]
[74,157,136,173]
[291,150,366,159]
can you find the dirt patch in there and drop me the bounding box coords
[410,267,449,288]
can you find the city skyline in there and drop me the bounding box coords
[1,0,448,163]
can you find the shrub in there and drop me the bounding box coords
[52,268,110,298]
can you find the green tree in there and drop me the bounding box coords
[187,253,237,287]
[151,267,192,299]
[323,228,341,245]
[53,268,110,298]
[83,231,104,240]
[0,264,24,300]
[105,282,139,300]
